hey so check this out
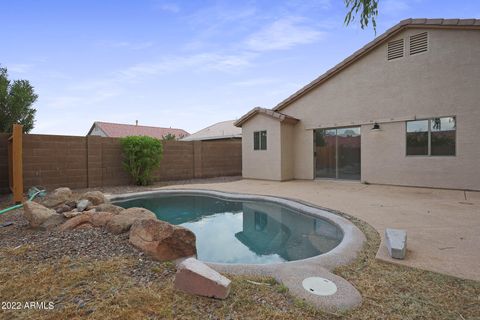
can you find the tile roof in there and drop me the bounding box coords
[234,107,299,127]
[181,120,241,141]
[273,18,480,111]
[88,121,189,139]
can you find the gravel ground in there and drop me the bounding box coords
[0,177,240,285]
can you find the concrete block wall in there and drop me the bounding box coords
[153,141,195,181]
[0,134,242,192]
[22,134,88,190]
[201,140,242,178]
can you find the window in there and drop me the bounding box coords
[406,120,429,155]
[406,117,455,156]
[254,130,267,150]
[431,117,456,156]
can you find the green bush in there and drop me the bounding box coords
[120,136,163,186]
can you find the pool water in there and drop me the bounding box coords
[114,194,343,264]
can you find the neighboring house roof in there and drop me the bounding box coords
[273,18,480,112]
[234,107,299,127]
[87,121,189,139]
[181,120,241,141]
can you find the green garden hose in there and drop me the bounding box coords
[0,187,47,215]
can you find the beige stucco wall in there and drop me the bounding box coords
[241,27,480,190]
[280,123,295,180]
[242,114,282,180]
[241,114,297,181]
[279,27,480,190]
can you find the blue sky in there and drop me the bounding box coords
[1,0,479,135]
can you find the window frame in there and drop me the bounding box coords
[405,116,456,157]
[253,130,267,151]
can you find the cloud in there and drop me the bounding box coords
[188,4,257,27]
[100,41,154,50]
[43,86,122,109]
[381,0,410,15]
[285,0,332,11]
[117,52,254,81]
[7,63,33,74]
[155,2,180,13]
[246,16,325,52]
[182,4,258,50]
[232,77,281,87]
[43,50,255,111]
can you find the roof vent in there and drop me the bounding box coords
[409,32,428,55]
[387,39,404,60]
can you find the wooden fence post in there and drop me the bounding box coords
[8,124,23,203]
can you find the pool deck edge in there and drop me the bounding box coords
[109,188,366,312]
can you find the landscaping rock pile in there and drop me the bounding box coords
[41,187,73,208]
[24,187,198,263]
[23,201,59,228]
[129,219,197,261]
[106,207,157,234]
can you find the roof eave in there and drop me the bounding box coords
[234,107,299,127]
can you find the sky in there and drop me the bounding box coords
[1,0,479,136]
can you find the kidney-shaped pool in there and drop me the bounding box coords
[113,191,344,264]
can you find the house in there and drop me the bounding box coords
[181,120,241,141]
[87,121,189,140]
[235,18,480,191]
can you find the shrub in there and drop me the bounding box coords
[120,136,163,186]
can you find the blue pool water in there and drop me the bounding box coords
[114,194,343,264]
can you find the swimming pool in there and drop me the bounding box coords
[113,191,344,264]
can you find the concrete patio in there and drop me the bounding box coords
[159,179,480,281]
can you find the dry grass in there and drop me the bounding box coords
[0,213,478,319]
[0,253,324,320]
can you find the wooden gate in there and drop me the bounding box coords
[8,124,23,203]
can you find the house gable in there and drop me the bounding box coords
[273,18,480,113]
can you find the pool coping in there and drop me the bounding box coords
[110,188,365,272]
[109,189,366,311]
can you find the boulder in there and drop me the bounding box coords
[106,207,156,234]
[94,203,124,215]
[385,228,407,259]
[60,213,93,231]
[79,191,107,206]
[23,201,58,228]
[63,210,82,218]
[55,204,72,214]
[39,214,67,231]
[60,211,114,231]
[129,219,196,261]
[42,187,73,208]
[90,212,114,227]
[174,258,231,299]
[76,199,91,212]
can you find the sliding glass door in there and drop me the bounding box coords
[314,127,361,180]
[314,129,336,178]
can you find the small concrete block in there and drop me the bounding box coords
[385,228,407,259]
[174,258,231,299]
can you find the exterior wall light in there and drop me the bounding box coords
[371,122,381,131]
